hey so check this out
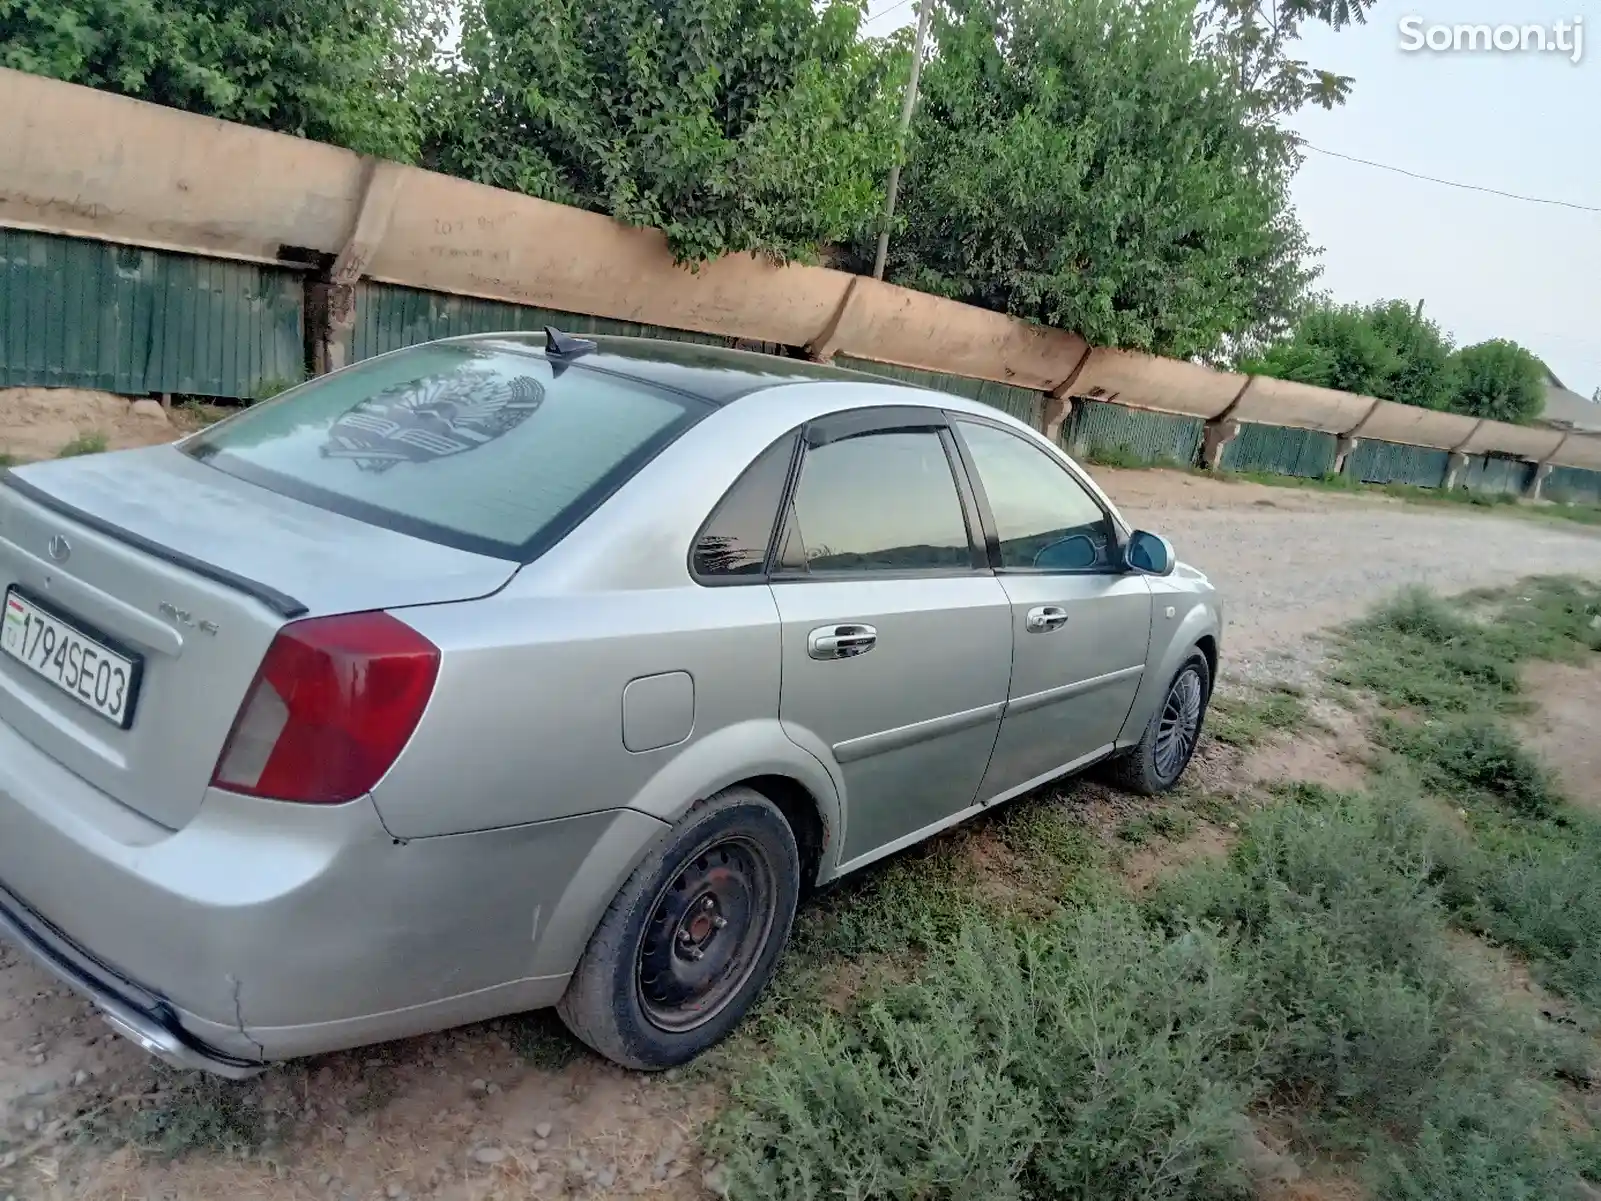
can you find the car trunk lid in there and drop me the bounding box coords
[0,447,516,829]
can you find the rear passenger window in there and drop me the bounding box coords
[692,433,797,578]
[780,431,975,574]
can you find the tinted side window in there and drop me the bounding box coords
[958,421,1115,571]
[692,433,797,578]
[783,431,974,574]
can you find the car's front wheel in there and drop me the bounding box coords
[1110,649,1211,795]
[557,786,800,1070]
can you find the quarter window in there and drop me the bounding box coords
[781,430,975,574]
[957,420,1116,571]
[691,433,797,578]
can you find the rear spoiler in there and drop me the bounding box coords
[0,469,308,619]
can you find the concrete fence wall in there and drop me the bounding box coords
[2,66,1599,496]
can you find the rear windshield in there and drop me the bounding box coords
[184,342,711,561]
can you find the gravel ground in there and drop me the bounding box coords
[2,466,1600,1201]
[1095,467,1601,688]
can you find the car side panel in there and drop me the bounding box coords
[1121,567,1224,744]
[374,585,784,839]
[770,577,1013,864]
[977,574,1153,802]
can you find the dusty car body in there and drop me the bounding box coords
[0,333,1221,1075]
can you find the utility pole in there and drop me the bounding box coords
[872,0,933,281]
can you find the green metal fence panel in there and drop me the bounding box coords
[1343,439,1450,488]
[1460,454,1534,497]
[831,356,1041,424]
[1544,465,1601,505]
[1219,422,1338,478]
[1064,399,1204,464]
[0,227,303,398]
[352,282,727,363]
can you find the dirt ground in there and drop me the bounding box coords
[0,446,1600,1199]
[1518,658,1601,813]
[0,389,187,461]
[1098,467,1601,686]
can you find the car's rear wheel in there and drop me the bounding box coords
[1110,649,1211,795]
[557,786,800,1070]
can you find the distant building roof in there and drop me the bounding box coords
[1539,382,1601,433]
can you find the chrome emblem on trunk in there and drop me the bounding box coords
[158,602,220,636]
[46,535,71,563]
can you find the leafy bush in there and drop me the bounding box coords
[717,909,1255,1201]
[1240,299,1456,409]
[1460,819,1601,1009]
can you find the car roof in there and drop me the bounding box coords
[460,331,910,407]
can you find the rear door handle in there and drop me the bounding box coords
[1024,606,1069,633]
[807,623,878,660]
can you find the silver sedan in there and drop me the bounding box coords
[0,331,1221,1075]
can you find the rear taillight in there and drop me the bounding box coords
[211,612,440,804]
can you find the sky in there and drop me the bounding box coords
[865,0,1599,396]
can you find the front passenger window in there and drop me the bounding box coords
[957,420,1116,571]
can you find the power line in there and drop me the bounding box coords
[1302,143,1600,214]
[865,0,914,24]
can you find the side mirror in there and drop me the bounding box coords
[1124,530,1175,576]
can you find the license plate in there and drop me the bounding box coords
[1,589,141,727]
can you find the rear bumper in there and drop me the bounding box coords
[0,711,668,1071]
[0,880,263,1078]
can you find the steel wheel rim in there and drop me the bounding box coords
[637,835,777,1034]
[1153,667,1204,782]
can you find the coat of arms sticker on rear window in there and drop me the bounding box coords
[322,371,546,472]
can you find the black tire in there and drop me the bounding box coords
[556,785,801,1070]
[1109,649,1211,796]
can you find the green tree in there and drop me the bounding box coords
[1242,299,1456,408]
[1449,339,1546,425]
[1197,0,1377,122]
[0,0,446,161]
[425,0,899,264]
[878,0,1316,358]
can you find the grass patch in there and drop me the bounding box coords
[1201,465,1601,527]
[713,578,1601,1201]
[1331,581,1600,716]
[0,451,15,468]
[1208,684,1307,748]
[122,1073,282,1159]
[497,1009,584,1071]
[1116,805,1194,845]
[56,430,109,458]
[1082,443,1182,470]
[251,376,303,402]
[1379,715,1557,817]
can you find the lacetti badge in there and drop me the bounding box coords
[322,371,546,473]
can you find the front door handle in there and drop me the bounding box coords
[807,623,878,660]
[1024,606,1069,633]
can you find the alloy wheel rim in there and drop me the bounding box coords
[637,836,776,1033]
[1153,667,1203,782]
